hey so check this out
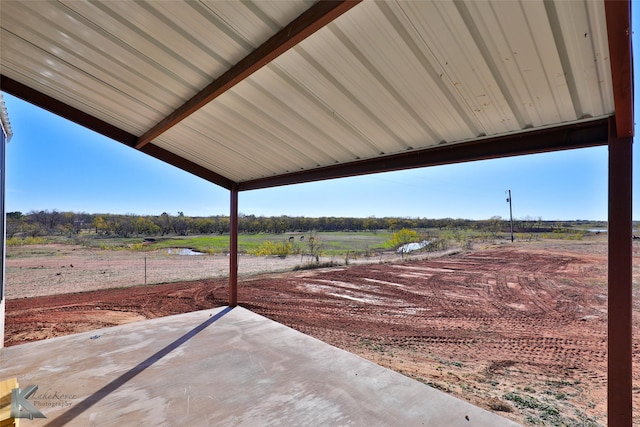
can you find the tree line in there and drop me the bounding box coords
[5,210,598,239]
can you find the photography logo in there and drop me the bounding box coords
[0,379,47,422]
[11,384,46,419]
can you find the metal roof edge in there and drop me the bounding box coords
[0,92,13,142]
[0,75,135,146]
[238,117,610,191]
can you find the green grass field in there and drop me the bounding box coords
[133,231,395,255]
[8,226,601,258]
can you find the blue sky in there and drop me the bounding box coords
[3,92,615,221]
[3,10,638,221]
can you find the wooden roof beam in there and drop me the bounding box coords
[135,0,361,149]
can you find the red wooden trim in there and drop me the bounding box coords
[607,116,633,427]
[605,0,634,138]
[135,1,361,148]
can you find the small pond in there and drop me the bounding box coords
[166,248,205,256]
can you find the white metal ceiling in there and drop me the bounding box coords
[0,0,616,184]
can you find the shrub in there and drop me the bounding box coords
[129,243,145,251]
[6,236,46,246]
[503,392,541,409]
[386,228,420,249]
[252,240,293,258]
[487,397,513,412]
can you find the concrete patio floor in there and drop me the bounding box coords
[1,306,520,426]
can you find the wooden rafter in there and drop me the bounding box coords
[135,0,362,149]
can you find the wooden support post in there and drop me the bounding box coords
[608,117,633,427]
[229,184,238,307]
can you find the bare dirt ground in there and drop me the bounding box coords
[4,243,423,299]
[5,237,640,426]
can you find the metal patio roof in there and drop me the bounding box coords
[0,0,633,191]
[0,2,636,424]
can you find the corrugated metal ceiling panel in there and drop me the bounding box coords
[0,0,311,134]
[551,0,614,116]
[467,0,577,125]
[152,0,613,182]
[1,0,616,184]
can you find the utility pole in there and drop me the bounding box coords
[506,189,514,242]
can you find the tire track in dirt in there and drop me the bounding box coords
[6,244,635,425]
